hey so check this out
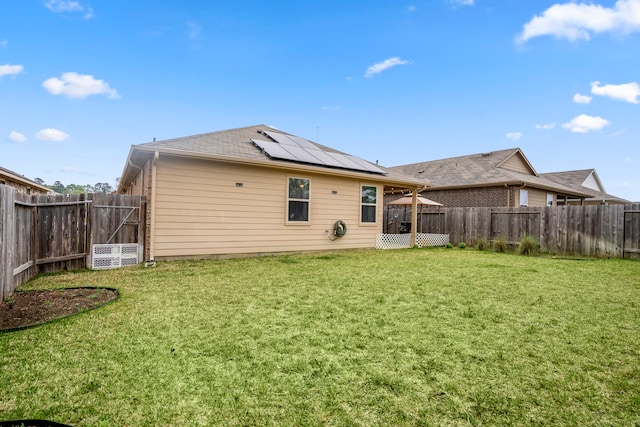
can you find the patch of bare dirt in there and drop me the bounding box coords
[0,288,118,331]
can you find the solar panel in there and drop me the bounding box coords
[251,139,298,162]
[301,148,348,169]
[263,131,318,150]
[344,154,387,174]
[253,131,387,175]
[325,152,367,171]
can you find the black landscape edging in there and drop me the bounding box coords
[0,287,119,333]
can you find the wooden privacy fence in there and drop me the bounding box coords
[385,204,640,259]
[1,185,145,301]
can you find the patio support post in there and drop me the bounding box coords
[410,189,418,247]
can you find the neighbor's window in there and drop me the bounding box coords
[361,185,377,223]
[547,193,554,206]
[288,177,310,222]
[519,189,529,207]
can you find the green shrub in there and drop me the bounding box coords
[458,242,467,249]
[518,235,539,256]
[493,238,508,253]
[476,238,488,251]
[446,242,453,249]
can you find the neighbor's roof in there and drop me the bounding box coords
[540,169,630,204]
[390,148,592,198]
[0,165,51,193]
[118,124,428,191]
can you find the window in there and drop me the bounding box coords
[547,193,554,206]
[288,177,310,222]
[361,185,377,223]
[519,189,529,207]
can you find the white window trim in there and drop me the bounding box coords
[519,189,529,207]
[286,176,311,224]
[360,183,378,225]
[547,193,554,206]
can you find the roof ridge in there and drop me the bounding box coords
[139,124,271,146]
[390,147,520,168]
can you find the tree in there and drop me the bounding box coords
[94,182,113,193]
[66,184,92,194]
[50,181,66,194]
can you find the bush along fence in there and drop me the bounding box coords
[391,204,640,259]
[0,185,145,301]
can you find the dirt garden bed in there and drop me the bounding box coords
[0,288,118,332]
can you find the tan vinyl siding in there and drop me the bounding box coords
[152,156,383,258]
[500,154,533,174]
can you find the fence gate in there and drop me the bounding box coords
[623,208,640,260]
[88,193,145,269]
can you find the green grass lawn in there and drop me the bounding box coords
[1,249,639,426]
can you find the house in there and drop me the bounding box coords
[117,124,428,260]
[540,169,630,205]
[0,165,51,195]
[389,148,591,207]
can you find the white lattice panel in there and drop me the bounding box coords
[376,233,450,250]
[416,233,450,248]
[92,244,140,270]
[376,233,412,249]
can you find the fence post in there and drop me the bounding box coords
[0,185,16,301]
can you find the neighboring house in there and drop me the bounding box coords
[117,124,428,260]
[389,148,591,207]
[540,169,630,205]
[0,165,51,195]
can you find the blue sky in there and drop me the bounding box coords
[2,0,639,201]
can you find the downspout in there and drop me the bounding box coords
[410,189,418,247]
[127,159,143,194]
[149,151,159,261]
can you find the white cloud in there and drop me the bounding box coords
[364,57,410,78]
[450,0,474,5]
[45,0,94,19]
[408,5,417,12]
[573,93,593,104]
[43,72,119,99]
[608,128,626,137]
[536,122,556,130]
[516,0,640,43]
[1,39,7,48]
[35,128,70,142]
[506,132,522,141]
[562,114,610,133]
[8,131,27,142]
[45,0,82,12]
[591,81,640,104]
[0,64,23,77]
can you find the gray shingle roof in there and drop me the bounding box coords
[540,169,630,204]
[390,148,591,197]
[121,124,427,190]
